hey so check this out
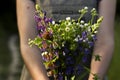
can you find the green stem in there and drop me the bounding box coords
[78,13,85,23]
[91,15,94,25]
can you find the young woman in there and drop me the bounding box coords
[16,0,116,80]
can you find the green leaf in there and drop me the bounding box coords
[71,75,75,80]
[92,74,100,80]
[94,54,101,61]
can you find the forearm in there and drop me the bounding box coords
[89,42,114,80]
[21,45,49,80]
[89,0,116,80]
[16,0,49,80]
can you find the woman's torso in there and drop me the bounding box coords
[21,0,100,80]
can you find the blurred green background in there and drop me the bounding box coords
[0,0,120,80]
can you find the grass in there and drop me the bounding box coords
[0,28,11,79]
[107,18,120,80]
[0,23,23,80]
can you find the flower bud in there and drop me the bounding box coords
[35,4,40,11]
[66,17,71,20]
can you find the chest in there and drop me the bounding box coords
[39,0,99,21]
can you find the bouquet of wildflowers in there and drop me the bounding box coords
[29,4,103,80]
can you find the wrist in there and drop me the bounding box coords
[88,73,104,80]
[33,76,49,80]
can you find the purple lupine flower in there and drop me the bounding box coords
[78,46,83,51]
[42,56,48,61]
[41,52,48,61]
[49,30,53,37]
[65,56,74,65]
[65,66,74,75]
[92,35,97,41]
[43,11,47,16]
[66,56,72,61]
[43,16,47,20]
[82,55,88,63]
[88,41,94,47]
[76,64,84,75]
[48,18,53,23]
[49,44,53,48]
[82,31,87,39]
[44,17,52,23]
[34,15,41,22]
[44,17,49,23]
[38,33,42,38]
[37,25,46,31]
[58,73,63,80]
[78,38,83,43]
[73,51,78,56]
[54,51,59,56]
[84,48,90,54]
[63,47,70,54]
[40,48,46,52]
[58,72,64,80]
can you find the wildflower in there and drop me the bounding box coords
[63,51,66,56]
[76,23,80,25]
[82,55,88,63]
[80,20,85,24]
[84,23,88,26]
[41,51,48,56]
[88,41,94,47]
[63,47,70,54]
[52,21,55,24]
[29,5,103,80]
[74,38,79,42]
[78,38,83,43]
[84,48,90,54]
[80,24,84,28]
[82,31,87,39]
[58,73,63,80]
[66,17,71,20]
[41,31,51,39]
[42,41,48,49]
[65,66,74,75]
[94,31,98,33]
[68,22,71,26]
[65,27,70,32]
[75,64,84,75]
[34,15,41,22]
[84,6,88,10]
[92,35,97,41]
[88,27,91,32]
